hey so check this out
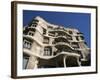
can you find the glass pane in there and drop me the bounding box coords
[23,57,29,69]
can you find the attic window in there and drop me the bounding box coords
[69,31,73,34]
[31,23,37,27]
[28,31,34,36]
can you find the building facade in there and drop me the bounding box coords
[23,16,90,69]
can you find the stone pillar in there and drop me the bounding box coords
[63,55,67,67]
[26,56,38,69]
[76,56,81,66]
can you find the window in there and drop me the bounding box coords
[23,54,30,69]
[52,41,55,44]
[69,30,73,34]
[76,36,79,41]
[35,19,39,22]
[55,37,69,44]
[28,19,39,26]
[28,31,34,36]
[71,42,79,49]
[44,47,52,56]
[31,23,37,27]
[23,40,32,49]
[43,37,49,44]
[67,35,72,40]
[84,42,87,45]
[80,36,84,40]
[43,28,46,35]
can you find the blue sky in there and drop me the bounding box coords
[23,10,91,47]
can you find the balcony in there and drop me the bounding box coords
[53,37,70,44]
[28,19,39,26]
[23,26,36,35]
[71,42,80,49]
[54,42,74,52]
[54,42,70,47]
[49,28,76,37]
[55,35,66,39]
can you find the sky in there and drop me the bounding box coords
[23,10,91,47]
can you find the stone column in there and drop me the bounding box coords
[63,55,67,67]
[26,56,38,69]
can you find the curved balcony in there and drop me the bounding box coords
[23,48,33,56]
[25,26,36,31]
[54,43,75,52]
[48,33,55,37]
[38,51,81,68]
[75,47,90,52]
[54,42,70,47]
[51,29,69,35]
[68,39,85,43]
[49,31,73,41]
[23,34,34,41]
[23,27,36,35]
[23,34,43,47]
[23,47,80,60]
[53,37,88,52]
[23,35,33,42]
[53,37,70,44]
[49,28,76,37]
[77,32,83,36]
[28,21,38,27]
[54,41,86,52]
[54,35,67,39]
[49,28,84,38]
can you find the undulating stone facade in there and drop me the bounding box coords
[23,16,90,69]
